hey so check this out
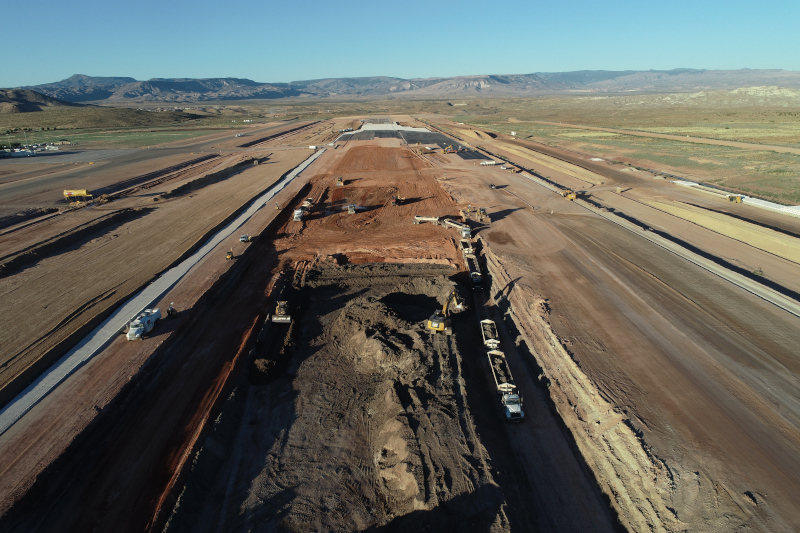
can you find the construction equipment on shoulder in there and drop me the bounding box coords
[240,234,251,243]
[728,195,744,203]
[560,188,577,200]
[348,204,357,214]
[63,189,93,201]
[477,207,488,222]
[167,302,178,318]
[226,250,234,260]
[426,290,459,335]
[271,301,292,323]
[335,176,344,186]
[391,196,405,206]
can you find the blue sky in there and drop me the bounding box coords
[3,0,799,87]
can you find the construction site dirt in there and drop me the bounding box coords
[2,117,800,532]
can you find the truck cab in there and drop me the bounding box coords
[501,392,524,422]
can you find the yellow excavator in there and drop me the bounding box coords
[426,290,463,335]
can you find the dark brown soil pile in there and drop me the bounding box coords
[165,263,508,532]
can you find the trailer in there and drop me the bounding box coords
[443,219,472,238]
[487,350,524,421]
[293,208,304,221]
[465,253,482,291]
[413,215,441,225]
[459,239,474,255]
[126,308,161,340]
[480,160,497,166]
[480,319,500,350]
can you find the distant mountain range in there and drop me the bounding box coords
[0,88,83,113]
[10,69,800,104]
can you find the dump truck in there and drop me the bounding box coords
[126,308,161,340]
[459,239,474,256]
[480,319,500,350]
[413,215,440,225]
[443,219,471,239]
[293,208,305,221]
[487,350,524,421]
[271,301,292,323]
[335,176,344,186]
[465,253,482,291]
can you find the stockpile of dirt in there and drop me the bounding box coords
[165,263,508,532]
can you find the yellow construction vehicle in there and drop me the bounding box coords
[271,301,292,323]
[426,290,459,335]
[63,189,93,201]
[560,188,577,200]
[226,250,234,260]
[443,145,457,154]
[728,195,744,203]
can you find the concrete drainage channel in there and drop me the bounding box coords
[0,150,325,437]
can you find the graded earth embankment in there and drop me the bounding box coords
[0,151,309,407]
